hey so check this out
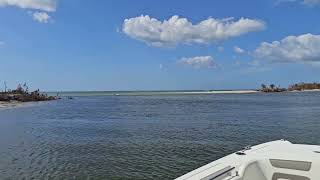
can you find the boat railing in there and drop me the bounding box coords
[200,166,235,180]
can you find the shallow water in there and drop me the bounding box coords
[0,92,320,179]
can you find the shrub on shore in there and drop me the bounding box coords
[288,82,320,91]
[259,84,286,93]
[0,83,57,102]
[259,82,320,93]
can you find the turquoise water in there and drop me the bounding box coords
[47,90,240,97]
[52,91,193,97]
[0,92,320,179]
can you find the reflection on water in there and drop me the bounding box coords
[1,92,320,179]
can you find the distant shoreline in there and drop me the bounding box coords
[46,90,260,97]
[0,100,49,110]
[47,89,320,97]
[289,89,320,92]
[0,83,57,109]
[2,89,320,109]
[181,90,259,94]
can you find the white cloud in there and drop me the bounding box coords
[178,56,217,69]
[0,0,57,23]
[0,0,56,12]
[234,46,245,54]
[275,0,298,5]
[254,33,320,63]
[123,15,265,47]
[32,11,50,23]
[303,0,320,5]
[276,0,320,6]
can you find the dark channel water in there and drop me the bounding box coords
[0,92,320,179]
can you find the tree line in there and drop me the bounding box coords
[260,82,320,92]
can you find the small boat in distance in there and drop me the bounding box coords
[175,140,319,180]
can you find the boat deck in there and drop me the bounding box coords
[175,140,320,180]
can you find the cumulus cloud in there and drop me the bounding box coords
[0,0,56,12]
[254,33,320,63]
[0,0,57,23]
[178,56,217,69]
[32,11,50,23]
[123,15,265,47]
[234,46,245,54]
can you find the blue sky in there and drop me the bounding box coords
[0,0,320,91]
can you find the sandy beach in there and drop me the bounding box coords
[181,90,259,94]
[0,101,23,109]
[300,89,320,92]
[288,89,320,93]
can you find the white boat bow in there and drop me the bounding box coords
[175,140,320,180]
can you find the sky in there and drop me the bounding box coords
[0,0,320,91]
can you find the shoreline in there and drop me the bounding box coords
[0,101,47,110]
[50,89,320,96]
[1,89,320,108]
[0,101,24,109]
[181,90,259,94]
[289,89,320,92]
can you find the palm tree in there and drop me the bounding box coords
[270,84,275,89]
[4,81,7,93]
[23,82,29,93]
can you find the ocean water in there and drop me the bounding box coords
[0,92,320,179]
